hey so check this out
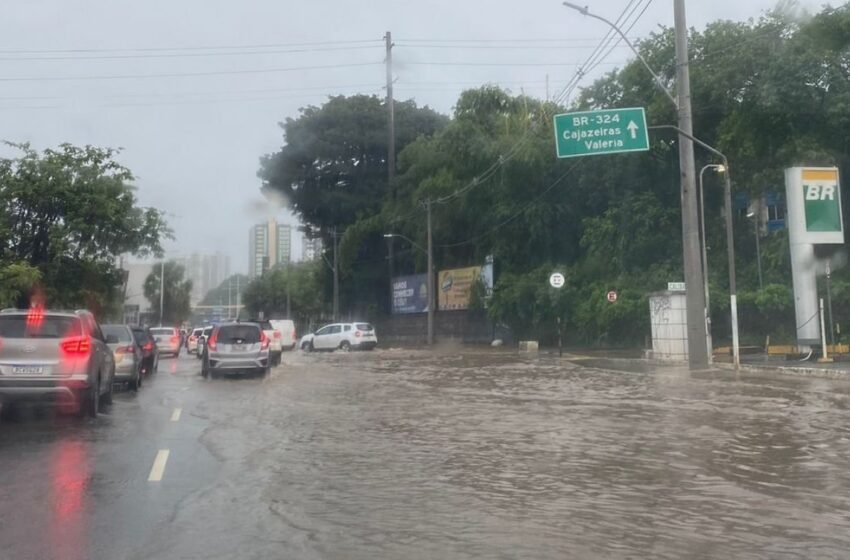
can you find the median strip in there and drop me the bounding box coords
[170,408,182,422]
[147,449,170,482]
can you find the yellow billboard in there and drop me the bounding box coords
[438,266,482,310]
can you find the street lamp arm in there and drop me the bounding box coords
[384,233,427,255]
[562,2,678,108]
[648,125,728,168]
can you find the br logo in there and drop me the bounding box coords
[805,184,837,201]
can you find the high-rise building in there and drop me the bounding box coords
[174,253,231,305]
[302,237,323,261]
[249,219,292,278]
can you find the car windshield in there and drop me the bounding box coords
[0,315,82,338]
[216,325,260,344]
[355,323,373,332]
[131,329,151,343]
[102,325,132,342]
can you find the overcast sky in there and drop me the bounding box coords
[1,0,821,272]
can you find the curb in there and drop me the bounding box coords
[715,362,850,380]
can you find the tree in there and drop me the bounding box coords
[0,142,170,314]
[144,261,192,326]
[198,274,250,307]
[242,262,325,326]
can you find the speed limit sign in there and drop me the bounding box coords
[607,290,618,303]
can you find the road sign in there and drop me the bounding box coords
[607,290,618,303]
[549,273,565,289]
[667,282,686,292]
[553,107,650,159]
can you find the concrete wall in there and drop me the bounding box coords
[374,310,510,346]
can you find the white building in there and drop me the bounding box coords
[302,236,323,261]
[175,253,231,305]
[249,219,292,278]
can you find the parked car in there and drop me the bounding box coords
[0,308,116,417]
[131,326,159,376]
[300,322,377,352]
[253,319,282,366]
[102,324,142,391]
[270,319,297,351]
[200,322,270,378]
[150,326,181,358]
[187,327,203,354]
[196,325,214,360]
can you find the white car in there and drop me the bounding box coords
[270,319,297,351]
[300,322,377,352]
[255,320,283,366]
[187,327,203,354]
[150,327,182,357]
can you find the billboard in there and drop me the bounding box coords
[438,266,482,310]
[392,274,429,314]
[785,167,844,244]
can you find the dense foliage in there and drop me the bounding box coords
[0,143,169,316]
[144,261,193,326]
[259,5,850,346]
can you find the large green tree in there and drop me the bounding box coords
[241,262,325,327]
[144,261,192,326]
[0,142,169,315]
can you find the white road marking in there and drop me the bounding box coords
[147,449,170,482]
[170,408,182,422]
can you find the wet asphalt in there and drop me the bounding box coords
[2,349,850,559]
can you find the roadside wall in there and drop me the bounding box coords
[374,310,510,346]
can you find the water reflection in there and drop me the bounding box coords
[50,439,90,560]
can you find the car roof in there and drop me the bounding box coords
[215,322,261,328]
[0,309,85,318]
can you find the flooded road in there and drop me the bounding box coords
[2,350,850,559]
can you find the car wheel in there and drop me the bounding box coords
[339,341,351,352]
[101,374,113,405]
[306,341,314,353]
[79,377,99,418]
[129,369,140,391]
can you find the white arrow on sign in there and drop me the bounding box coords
[627,121,639,139]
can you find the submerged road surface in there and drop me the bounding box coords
[2,349,850,559]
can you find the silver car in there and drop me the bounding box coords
[0,309,115,417]
[201,322,270,378]
[102,324,143,391]
[150,326,182,357]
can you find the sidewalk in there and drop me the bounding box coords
[717,353,850,380]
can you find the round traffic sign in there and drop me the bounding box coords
[549,273,565,289]
[607,290,618,303]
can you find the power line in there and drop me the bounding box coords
[0,45,380,62]
[0,39,382,55]
[394,43,635,50]
[405,61,625,68]
[0,61,382,82]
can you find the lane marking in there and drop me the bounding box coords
[147,449,170,482]
[170,408,182,422]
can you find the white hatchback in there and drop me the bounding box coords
[300,322,377,352]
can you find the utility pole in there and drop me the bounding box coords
[426,199,434,346]
[235,275,240,321]
[286,264,292,319]
[386,31,396,315]
[159,260,165,327]
[674,0,709,369]
[332,227,339,321]
[228,277,232,320]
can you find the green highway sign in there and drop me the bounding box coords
[553,107,649,158]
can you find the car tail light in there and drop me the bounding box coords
[355,331,362,338]
[208,334,217,351]
[143,341,154,352]
[260,331,270,350]
[273,330,282,339]
[61,336,91,356]
[170,335,179,344]
[189,335,197,342]
[26,306,45,329]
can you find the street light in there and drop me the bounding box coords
[746,208,764,290]
[384,232,434,346]
[698,163,725,362]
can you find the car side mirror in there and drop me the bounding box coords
[106,334,119,344]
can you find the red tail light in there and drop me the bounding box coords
[61,336,91,356]
[26,306,45,329]
[170,335,179,344]
[355,331,362,338]
[143,341,154,352]
[208,334,217,351]
[260,332,270,350]
[189,335,197,342]
[273,331,282,339]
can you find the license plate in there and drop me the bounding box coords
[233,344,245,351]
[12,366,44,375]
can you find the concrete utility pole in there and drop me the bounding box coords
[332,227,340,321]
[159,260,165,326]
[426,199,434,346]
[674,0,709,369]
[386,31,396,314]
